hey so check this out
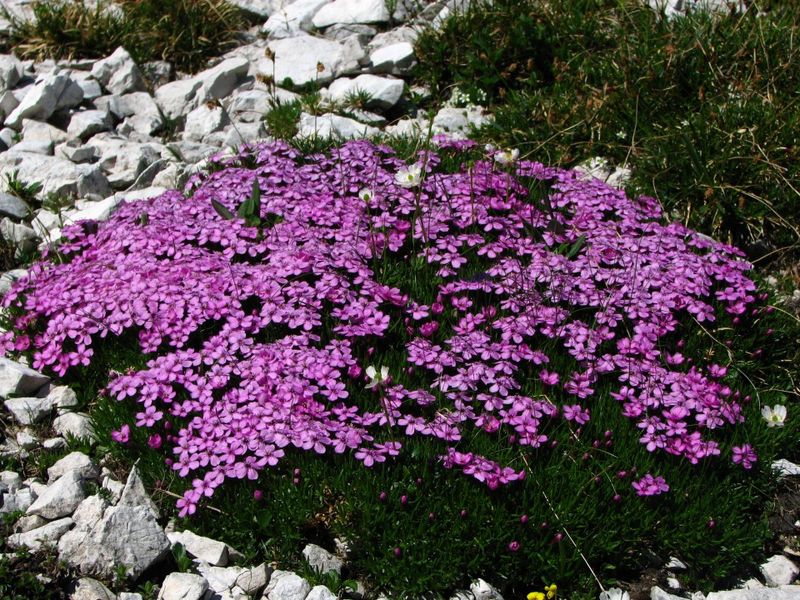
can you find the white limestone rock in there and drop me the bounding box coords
[323,23,377,44]
[312,0,390,28]
[67,109,111,141]
[228,0,274,17]
[70,577,117,600]
[167,529,236,566]
[4,395,56,425]
[43,437,67,450]
[195,56,250,103]
[13,514,47,533]
[155,78,203,120]
[119,594,144,600]
[297,112,379,139]
[431,105,492,137]
[235,563,271,595]
[0,191,29,219]
[0,54,23,91]
[0,357,49,398]
[15,428,38,449]
[651,587,685,600]
[761,555,800,587]
[772,459,800,477]
[58,466,170,580]
[369,42,416,75]
[7,517,73,551]
[645,0,747,19]
[328,74,404,110]
[52,411,95,441]
[71,494,109,528]
[470,579,504,600]
[262,0,329,39]
[27,470,86,519]
[264,570,311,600]
[6,72,82,129]
[0,470,22,493]
[706,587,800,600]
[302,543,343,575]
[0,151,111,198]
[21,119,69,145]
[91,47,146,95]
[0,89,19,121]
[183,103,230,143]
[48,385,79,410]
[11,138,52,155]
[306,585,337,600]
[1,487,35,514]
[85,134,163,189]
[0,267,27,296]
[157,572,209,600]
[113,92,164,136]
[265,35,365,87]
[48,452,99,482]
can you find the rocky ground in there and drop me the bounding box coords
[0,0,797,598]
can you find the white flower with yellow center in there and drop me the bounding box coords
[761,404,787,427]
[365,365,389,389]
[395,164,423,188]
[493,148,519,165]
[358,188,374,202]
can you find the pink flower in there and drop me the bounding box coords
[111,424,130,444]
[731,444,757,470]
[632,474,669,497]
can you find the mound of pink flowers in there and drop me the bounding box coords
[1,140,758,514]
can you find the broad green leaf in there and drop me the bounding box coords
[211,199,234,220]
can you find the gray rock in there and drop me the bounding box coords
[0,470,22,493]
[0,357,49,398]
[13,514,47,533]
[27,470,86,519]
[112,92,164,136]
[651,587,685,600]
[666,556,688,570]
[167,529,237,566]
[56,77,85,111]
[312,0,389,28]
[194,56,250,103]
[85,134,163,189]
[15,428,38,449]
[58,466,170,580]
[43,437,67,450]
[211,121,266,147]
[0,151,111,198]
[235,563,271,595]
[183,103,229,143]
[4,72,74,128]
[0,191,30,219]
[91,47,146,95]
[1,487,35,514]
[369,42,416,74]
[772,459,800,477]
[101,474,125,503]
[0,90,19,121]
[7,517,73,551]
[761,555,800,587]
[141,60,173,88]
[69,577,117,600]
[71,494,109,528]
[323,23,377,44]
[4,395,56,425]
[56,142,98,163]
[52,411,95,441]
[0,126,15,149]
[157,572,208,600]
[297,112,379,139]
[67,109,111,141]
[20,119,68,146]
[302,543,343,575]
[228,0,274,17]
[470,579,504,600]
[119,594,144,600]
[306,586,337,600]
[225,89,274,122]
[164,141,221,165]
[155,78,202,120]
[431,105,492,137]
[262,0,329,38]
[48,452,99,482]
[645,0,747,19]
[328,74,404,110]
[28,479,48,497]
[264,570,311,600]
[11,139,52,155]
[706,587,800,600]
[265,35,365,87]
[49,385,79,410]
[73,76,103,102]
[0,54,23,91]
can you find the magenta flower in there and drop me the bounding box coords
[111,424,130,444]
[731,444,757,469]
[632,474,670,496]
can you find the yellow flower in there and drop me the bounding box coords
[545,584,557,599]
[527,593,545,600]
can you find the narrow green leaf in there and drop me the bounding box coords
[566,234,586,259]
[211,199,234,220]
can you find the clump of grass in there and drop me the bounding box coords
[1,0,249,73]
[414,0,800,262]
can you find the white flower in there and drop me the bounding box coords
[493,148,519,165]
[761,404,787,427]
[365,365,389,389]
[599,588,630,600]
[358,188,374,202]
[395,164,423,188]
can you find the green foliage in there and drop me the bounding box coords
[264,99,303,140]
[4,170,42,205]
[414,0,800,260]
[0,0,249,73]
[171,543,194,573]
